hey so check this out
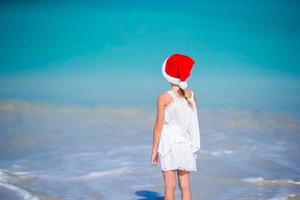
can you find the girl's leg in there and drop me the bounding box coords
[177,170,192,200]
[162,170,176,200]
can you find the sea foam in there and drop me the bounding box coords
[242,177,300,186]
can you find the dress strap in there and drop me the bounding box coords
[167,90,177,100]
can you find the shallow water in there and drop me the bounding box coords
[0,101,300,200]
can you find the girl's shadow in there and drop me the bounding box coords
[135,190,164,200]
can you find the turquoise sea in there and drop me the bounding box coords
[0,1,300,199]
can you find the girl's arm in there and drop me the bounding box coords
[152,94,165,152]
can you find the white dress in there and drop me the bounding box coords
[158,90,201,172]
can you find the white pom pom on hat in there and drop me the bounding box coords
[161,53,195,89]
[178,81,188,89]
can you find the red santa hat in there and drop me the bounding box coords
[161,53,195,89]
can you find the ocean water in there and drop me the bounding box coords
[0,101,300,200]
[0,0,300,199]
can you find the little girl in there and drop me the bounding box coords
[151,53,201,200]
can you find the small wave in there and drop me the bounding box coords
[268,193,298,200]
[0,169,39,200]
[211,149,234,156]
[69,166,133,180]
[242,177,300,186]
[0,182,39,200]
[104,144,151,155]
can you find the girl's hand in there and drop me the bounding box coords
[151,150,159,166]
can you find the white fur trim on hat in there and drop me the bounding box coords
[161,57,180,85]
[179,81,188,89]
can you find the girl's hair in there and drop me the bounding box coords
[178,88,195,109]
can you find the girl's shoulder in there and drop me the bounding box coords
[157,91,173,104]
[157,91,175,109]
[158,90,171,99]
